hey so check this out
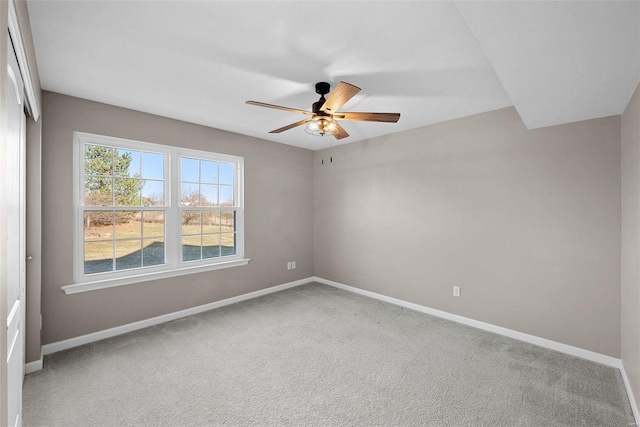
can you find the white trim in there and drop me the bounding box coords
[6,300,19,328]
[7,0,40,120]
[25,349,43,374]
[62,258,251,295]
[6,65,21,105]
[45,277,313,355]
[73,132,174,284]
[621,362,640,425]
[312,277,622,368]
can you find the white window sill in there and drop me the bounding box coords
[62,258,251,295]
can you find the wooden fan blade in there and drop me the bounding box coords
[332,121,349,140]
[246,101,312,115]
[320,82,361,114]
[334,112,400,123]
[269,119,311,134]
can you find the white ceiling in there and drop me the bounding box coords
[457,1,640,130]
[27,1,640,151]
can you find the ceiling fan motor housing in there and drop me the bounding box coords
[315,82,330,96]
[312,101,329,115]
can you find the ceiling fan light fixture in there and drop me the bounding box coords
[247,81,400,140]
[305,116,336,137]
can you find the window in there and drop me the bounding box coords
[82,144,167,274]
[72,133,246,291]
[180,158,237,261]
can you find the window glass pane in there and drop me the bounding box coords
[143,238,165,266]
[116,240,142,270]
[182,210,201,235]
[200,184,217,207]
[142,211,164,238]
[201,161,218,184]
[84,211,114,241]
[181,183,199,206]
[142,180,164,206]
[181,157,199,182]
[114,149,140,177]
[115,211,142,239]
[219,185,233,206]
[221,211,235,234]
[219,162,234,185]
[202,211,220,234]
[221,233,236,256]
[85,177,113,206]
[84,145,113,177]
[84,241,114,274]
[182,235,201,261]
[203,234,221,259]
[114,178,141,206]
[142,152,164,180]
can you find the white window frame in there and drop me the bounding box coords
[65,132,248,295]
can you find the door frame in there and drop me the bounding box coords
[2,0,41,424]
[7,0,39,121]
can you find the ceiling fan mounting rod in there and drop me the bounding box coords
[312,82,331,114]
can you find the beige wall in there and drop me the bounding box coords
[314,107,621,357]
[622,80,640,411]
[41,91,314,344]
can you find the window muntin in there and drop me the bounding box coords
[83,210,166,274]
[74,133,244,284]
[179,157,237,262]
[82,144,167,275]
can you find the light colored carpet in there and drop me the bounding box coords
[23,283,635,426]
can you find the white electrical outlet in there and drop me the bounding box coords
[453,286,461,297]
[287,262,292,270]
[292,261,296,269]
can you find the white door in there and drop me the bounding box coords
[5,35,26,427]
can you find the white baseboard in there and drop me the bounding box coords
[43,275,623,368]
[25,348,44,374]
[312,276,622,369]
[36,275,638,423]
[621,362,640,424]
[43,277,314,356]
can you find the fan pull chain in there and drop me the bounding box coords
[321,143,334,165]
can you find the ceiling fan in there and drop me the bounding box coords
[246,81,400,140]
